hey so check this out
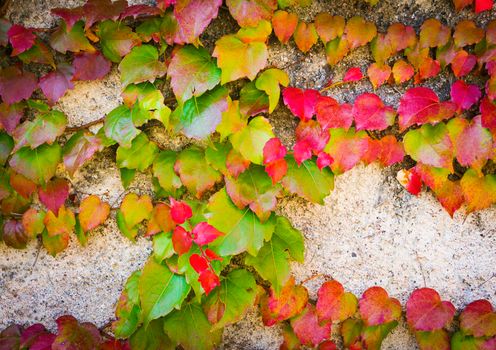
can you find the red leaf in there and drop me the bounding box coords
[3,219,28,249]
[189,253,209,273]
[30,333,56,350]
[169,198,192,224]
[293,140,313,165]
[417,57,441,82]
[343,67,363,82]
[265,158,288,184]
[481,97,496,130]
[39,64,74,105]
[283,87,321,121]
[172,225,192,255]
[157,0,176,10]
[353,93,396,131]
[450,80,481,112]
[460,299,496,337]
[52,315,102,350]
[173,0,222,44]
[377,136,404,167]
[291,304,332,347]
[192,221,223,246]
[359,286,401,326]
[367,63,391,89]
[198,269,220,295]
[451,50,476,78]
[10,172,37,199]
[326,128,370,174]
[0,66,38,104]
[204,248,222,261]
[82,0,127,30]
[51,7,84,30]
[7,24,36,56]
[316,280,358,322]
[316,152,333,170]
[396,168,422,196]
[261,277,308,326]
[100,339,131,350]
[226,149,250,178]
[316,96,353,130]
[406,288,456,331]
[72,51,111,81]
[398,87,456,131]
[0,102,23,133]
[296,119,329,153]
[145,203,175,237]
[38,178,70,214]
[263,138,287,164]
[318,341,338,350]
[475,0,493,12]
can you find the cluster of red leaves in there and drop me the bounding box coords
[260,277,496,350]
[0,315,129,350]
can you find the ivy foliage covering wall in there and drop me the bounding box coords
[0,0,495,349]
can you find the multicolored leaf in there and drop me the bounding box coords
[291,304,332,347]
[353,93,396,131]
[78,195,110,233]
[96,20,141,63]
[272,10,298,44]
[119,45,167,87]
[9,143,61,185]
[316,280,358,322]
[406,288,456,331]
[226,0,277,27]
[0,66,37,105]
[359,287,401,326]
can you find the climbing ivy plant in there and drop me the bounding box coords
[0,0,495,349]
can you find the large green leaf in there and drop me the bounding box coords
[104,105,140,148]
[173,86,228,139]
[245,216,304,293]
[97,20,140,63]
[130,319,175,350]
[230,116,274,164]
[139,258,191,328]
[116,133,158,172]
[163,302,222,350]
[153,151,183,196]
[119,45,167,87]
[203,269,258,330]
[167,45,221,102]
[9,143,61,185]
[207,188,275,256]
[281,156,334,204]
[255,68,289,113]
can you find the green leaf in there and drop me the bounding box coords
[225,164,281,222]
[153,151,183,197]
[0,132,14,165]
[245,216,304,293]
[9,143,62,185]
[207,188,275,256]
[216,98,247,142]
[153,232,174,262]
[97,20,140,63]
[104,105,140,148]
[174,147,222,198]
[230,116,274,164]
[139,258,191,328]
[116,133,158,172]
[173,86,228,139]
[255,68,289,113]
[12,110,67,152]
[239,81,269,117]
[362,321,398,350]
[167,45,221,102]
[450,331,485,350]
[42,229,68,257]
[205,141,232,175]
[120,168,136,189]
[113,271,142,339]
[49,20,94,54]
[119,45,167,87]
[281,156,334,204]
[163,302,222,350]
[130,319,175,350]
[203,269,258,330]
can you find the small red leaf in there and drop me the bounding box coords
[283,87,321,121]
[172,225,192,255]
[450,80,481,112]
[51,7,84,30]
[475,0,494,13]
[377,135,404,167]
[318,341,338,350]
[198,269,220,295]
[291,304,332,347]
[316,280,358,322]
[480,97,496,130]
[353,93,396,131]
[263,138,287,164]
[265,158,288,184]
[8,24,36,56]
[343,67,363,82]
[204,248,222,261]
[293,140,313,165]
[73,51,111,81]
[359,286,402,326]
[367,63,391,89]
[397,168,422,196]
[169,198,192,224]
[451,50,476,78]
[316,152,333,170]
[39,64,74,105]
[189,253,209,273]
[38,178,70,214]
[192,221,223,246]
[406,288,456,331]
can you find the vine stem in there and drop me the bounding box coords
[319,77,366,93]
[300,273,332,285]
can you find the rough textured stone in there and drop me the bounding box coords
[0,1,495,350]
